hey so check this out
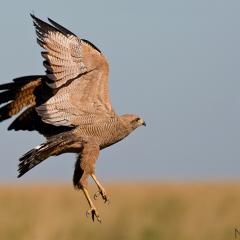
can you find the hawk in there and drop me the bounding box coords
[0,15,145,222]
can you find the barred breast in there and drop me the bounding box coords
[73,118,130,149]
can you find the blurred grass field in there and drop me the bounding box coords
[0,182,239,240]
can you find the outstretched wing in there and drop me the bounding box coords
[31,15,115,126]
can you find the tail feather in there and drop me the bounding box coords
[18,143,46,177]
[18,139,63,178]
[18,132,78,177]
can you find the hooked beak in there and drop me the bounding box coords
[138,118,146,127]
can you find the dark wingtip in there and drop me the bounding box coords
[7,125,13,131]
[81,39,102,53]
[47,17,76,36]
[30,14,44,27]
[30,13,35,20]
[17,162,28,178]
[0,82,15,90]
[17,171,26,178]
[30,13,39,27]
[47,17,56,24]
[17,165,25,178]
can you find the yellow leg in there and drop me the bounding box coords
[91,174,110,203]
[82,186,101,222]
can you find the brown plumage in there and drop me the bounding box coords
[0,15,145,222]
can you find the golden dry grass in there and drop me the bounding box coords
[0,182,239,240]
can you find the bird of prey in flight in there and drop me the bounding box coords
[0,15,145,222]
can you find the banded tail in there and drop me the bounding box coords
[18,132,80,177]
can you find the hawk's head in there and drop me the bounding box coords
[120,114,146,131]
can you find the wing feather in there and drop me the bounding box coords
[31,15,114,127]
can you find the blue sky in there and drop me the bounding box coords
[0,0,240,182]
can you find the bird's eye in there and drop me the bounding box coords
[130,118,139,124]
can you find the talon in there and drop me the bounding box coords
[101,191,110,204]
[102,193,110,204]
[105,198,110,205]
[86,209,91,218]
[86,207,102,223]
[94,191,101,200]
[94,189,110,204]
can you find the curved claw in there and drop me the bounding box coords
[102,194,110,204]
[86,207,102,223]
[94,190,110,204]
[105,198,111,205]
[94,191,101,200]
